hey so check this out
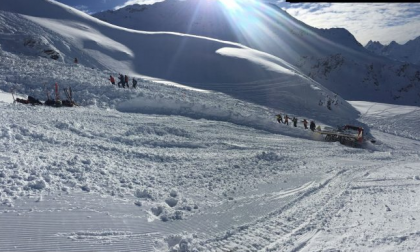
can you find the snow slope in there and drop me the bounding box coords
[0,90,13,103]
[366,36,420,66]
[94,0,420,106]
[1,59,419,251]
[0,1,420,252]
[0,0,361,127]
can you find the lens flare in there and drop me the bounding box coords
[218,0,241,11]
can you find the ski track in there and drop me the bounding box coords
[196,157,420,252]
[1,96,419,251]
[2,99,417,251]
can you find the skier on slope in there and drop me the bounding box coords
[302,119,308,129]
[117,74,124,88]
[276,114,283,124]
[132,78,138,89]
[109,75,115,85]
[292,117,298,127]
[310,121,316,131]
[284,115,289,125]
[124,75,129,88]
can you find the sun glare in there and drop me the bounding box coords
[218,0,241,11]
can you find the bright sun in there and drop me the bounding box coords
[218,0,241,11]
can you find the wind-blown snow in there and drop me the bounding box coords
[216,47,296,75]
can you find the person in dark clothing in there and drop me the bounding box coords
[15,98,29,104]
[284,115,289,125]
[16,96,43,105]
[109,75,115,85]
[124,75,129,88]
[276,114,283,124]
[28,96,43,105]
[117,74,124,88]
[310,121,316,131]
[74,57,78,64]
[132,78,138,89]
[302,119,308,129]
[292,117,298,127]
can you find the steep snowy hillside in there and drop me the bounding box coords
[0,0,360,121]
[94,0,420,106]
[94,0,364,56]
[366,36,420,66]
[1,54,420,252]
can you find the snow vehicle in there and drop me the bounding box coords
[317,125,374,147]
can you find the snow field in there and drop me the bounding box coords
[298,162,420,252]
[0,1,420,251]
[1,49,420,251]
[0,3,362,127]
[0,49,345,141]
[350,101,420,141]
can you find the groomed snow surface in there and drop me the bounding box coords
[0,50,420,252]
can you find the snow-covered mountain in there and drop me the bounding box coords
[366,36,420,66]
[0,0,362,126]
[94,0,420,106]
[1,1,420,251]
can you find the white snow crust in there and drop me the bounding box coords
[0,1,419,252]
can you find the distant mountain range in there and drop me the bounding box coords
[365,37,420,66]
[94,0,420,105]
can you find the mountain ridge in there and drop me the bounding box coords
[93,0,420,106]
[0,0,361,126]
[365,36,420,66]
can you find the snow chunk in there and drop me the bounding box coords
[165,197,178,207]
[170,189,178,198]
[154,233,200,252]
[27,179,47,190]
[151,205,163,217]
[81,185,91,192]
[255,151,283,161]
[135,188,154,199]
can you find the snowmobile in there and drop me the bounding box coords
[317,125,376,147]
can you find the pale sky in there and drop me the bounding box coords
[55,0,420,46]
[276,2,420,46]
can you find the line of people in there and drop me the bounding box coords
[276,114,316,131]
[108,74,138,89]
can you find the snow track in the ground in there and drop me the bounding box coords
[1,98,420,251]
[3,98,416,251]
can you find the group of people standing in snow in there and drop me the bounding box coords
[276,114,316,131]
[108,74,138,89]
